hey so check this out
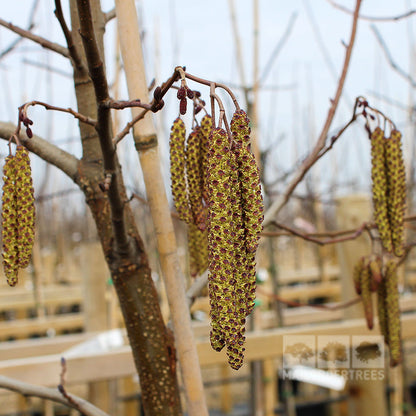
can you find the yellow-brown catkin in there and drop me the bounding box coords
[169,117,191,223]
[369,255,382,292]
[384,259,402,366]
[188,221,208,277]
[231,110,264,254]
[371,127,392,253]
[385,130,406,257]
[207,127,246,369]
[186,126,206,229]
[377,276,389,346]
[2,155,19,286]
[352,256,365,295]
[14,145,35,268]
[360,261,373,330]
[199,115,212,203]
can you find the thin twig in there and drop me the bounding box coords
[0,17,70,59]
[54,0,85,73]
[22,59,72,78]
[256,11,298,88]
[104,8,116,24]
[371,24,416,89]
[0,0,39,60]
[327,0,416,22]
[20,100,97,126]
[263,0,363,225]
[0,375,109,416]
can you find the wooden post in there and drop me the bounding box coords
[336,194,387,416]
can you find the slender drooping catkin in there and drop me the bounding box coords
[371,127,392,253]
[186,126,206,230]
[352,257,365,295]
[188,221,208,277]
[231,110,264,254]
[384,259,402,366]
[207,127,247,369]
[169,117,191,223]
[2,155,19,286]
[14,145,35,268]
[360,261,374,330]
[369,256,382,292]
[200,115,212,203]
[385,130,406,257]
[377,276,389,345]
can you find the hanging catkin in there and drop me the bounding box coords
[2,155,19,286]
[385,130,406,257]
[169,117,191,223]
[186,126,206,230]
[370,127,392,253]
[384,259,402,366]
[14,145,35,268]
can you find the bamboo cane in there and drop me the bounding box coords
[114,2,208,415]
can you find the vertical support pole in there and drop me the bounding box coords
[336,194,387,416]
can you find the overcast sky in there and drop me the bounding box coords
[0,1,415,210]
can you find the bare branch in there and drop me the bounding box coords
[257,11,298,87]
[0,375,110,416]
[371,24,416,88]
[54,0,86,73]
[21,100,97,126]
[0,122,79,181]
[327,0,416,22]
[263,0,363,225]
[104,7,116,24]
[0,18,70,59]
[0,0,40,60]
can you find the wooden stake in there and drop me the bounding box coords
[114,2,208,415]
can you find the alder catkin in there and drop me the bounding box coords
[14,145,35,268]
[200,115,212,203]
[2,155,19,286]
[231,110,264,254]
[186,126,206,229]
[360,261,374,330]
[369,256,382,292]
[188,221,208,277]
[384,259,402,366]
[352,257,365,295]
[370,127,392,253]
[169,117,191,223]
[377,276,389,346]
[385,130,406,257]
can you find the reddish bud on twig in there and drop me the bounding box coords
[187,88,194,99]
[26,128,33,138]
[177,87,186,100]
[180,98,187,115]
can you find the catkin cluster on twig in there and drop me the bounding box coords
[206,110,263,370]
[1,145,35,286]
[370,127,406,256]
[168,109,264,370]
[352,255,402,366]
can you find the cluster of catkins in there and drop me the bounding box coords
[353,256,401,366]
[1,145,35,286]
[370,126,406,257]
[169,109,264,369]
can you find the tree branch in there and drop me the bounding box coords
[0,122,79,181]
[0,375,109,416]
[327,0,416,22]
[371,24,416,88]
[263,0,363,225]
[0,18,70,59]
[54,0,86,73]
[77,0,131,255]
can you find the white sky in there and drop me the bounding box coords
[0,1,415,211]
